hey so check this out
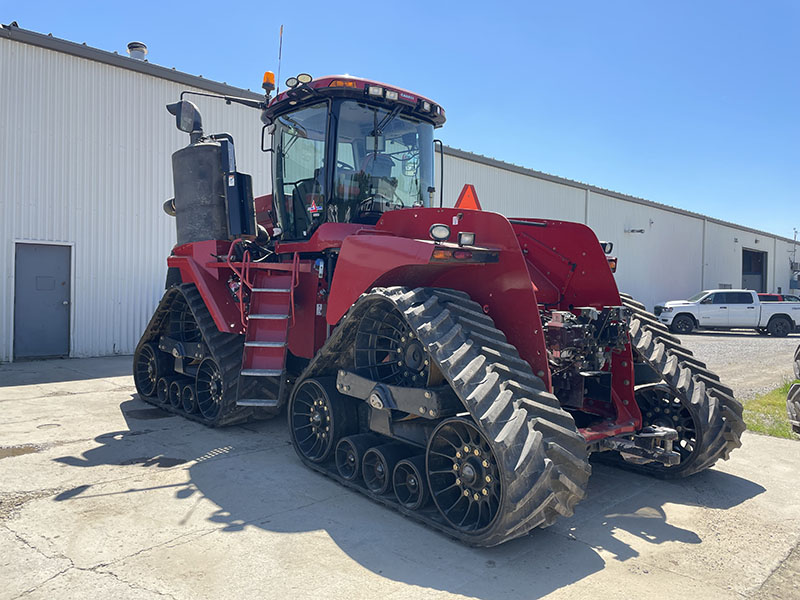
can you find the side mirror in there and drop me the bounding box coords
[166,100,203,142]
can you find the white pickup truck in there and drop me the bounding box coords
[655,289,800,336]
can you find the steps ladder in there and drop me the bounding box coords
[236,270,292,408]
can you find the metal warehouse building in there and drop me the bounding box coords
[2,24,798,362]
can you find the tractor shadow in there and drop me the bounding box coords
[51,394,766,599]
[0,355,132,387]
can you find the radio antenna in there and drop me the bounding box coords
[276,25,284,95]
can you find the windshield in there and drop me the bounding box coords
[329,100,434,224]
[687,291,710,302]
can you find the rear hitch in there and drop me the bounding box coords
[599,425,681,466]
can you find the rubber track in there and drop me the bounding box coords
[134,284,251,427]
[296,286,591,547]
[788,384,800,434]
[618,293,745,476]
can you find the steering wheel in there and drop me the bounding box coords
[359,192,404,214]
[336,160,355,171]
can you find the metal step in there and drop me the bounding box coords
[251,288,291,293]
[244,341,287,348]
[241,369,283,377]
[237,398,281,407]
[248,314,289,320]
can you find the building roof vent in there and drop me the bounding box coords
[127,41,147,61]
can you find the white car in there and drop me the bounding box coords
[655,289,800,336]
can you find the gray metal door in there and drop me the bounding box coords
[14,243,71,359]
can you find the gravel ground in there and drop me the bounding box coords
[674,330,800,401]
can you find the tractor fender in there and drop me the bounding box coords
[326,209,553,389]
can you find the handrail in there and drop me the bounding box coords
[290,252,300,326]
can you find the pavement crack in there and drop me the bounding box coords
[12,566,75,599]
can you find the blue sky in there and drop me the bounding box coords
[6,1,799,238]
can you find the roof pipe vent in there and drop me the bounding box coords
[127,41,148,61]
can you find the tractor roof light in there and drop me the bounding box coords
[367,85,384,97]
[262,71,275,93]
[421,101,431,112]
[329,79,358,88]
[297,73,313,84]
[429,224,451,242]
[385,89,399,101]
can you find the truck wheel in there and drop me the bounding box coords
[670,314,694,334]
[768,316,792,337]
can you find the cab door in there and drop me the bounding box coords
[726,291,759,327]
[697,292,729,326]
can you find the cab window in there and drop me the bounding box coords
[273,103,328,239]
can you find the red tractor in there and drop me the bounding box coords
[133,73,745,546]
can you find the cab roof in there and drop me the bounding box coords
[266,75,445,127]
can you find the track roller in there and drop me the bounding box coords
[182,384,197,413]
[393,455,429,510]
[335,434,380,481]
[156,376,178,406]
[362,443,411,494]
[169,379,188,409]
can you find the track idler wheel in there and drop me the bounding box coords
[335,434,380,481]
[196,358,224,420]
[427,418,502,533]
[133,342,166,398]
[354,300,441,387]
[289,378,358,463]
[393,455,429,510]
[362,443,411,495]
[182,384,197,414]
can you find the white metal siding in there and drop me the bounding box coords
[587,192,704,310]
[0,38,268,361]
[439,154,586,222]
[438,154,796,310]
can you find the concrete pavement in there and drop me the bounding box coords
[1,356,799,599]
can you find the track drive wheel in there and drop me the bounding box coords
[427,418,501,534]
[133,342,167,398]
[196,358,225,421]
[289,378,358,463]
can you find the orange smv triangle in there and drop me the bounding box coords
[454,184,482,210]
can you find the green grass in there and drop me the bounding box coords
[743,380,800,439]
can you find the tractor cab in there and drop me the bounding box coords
[262,75,446,240]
